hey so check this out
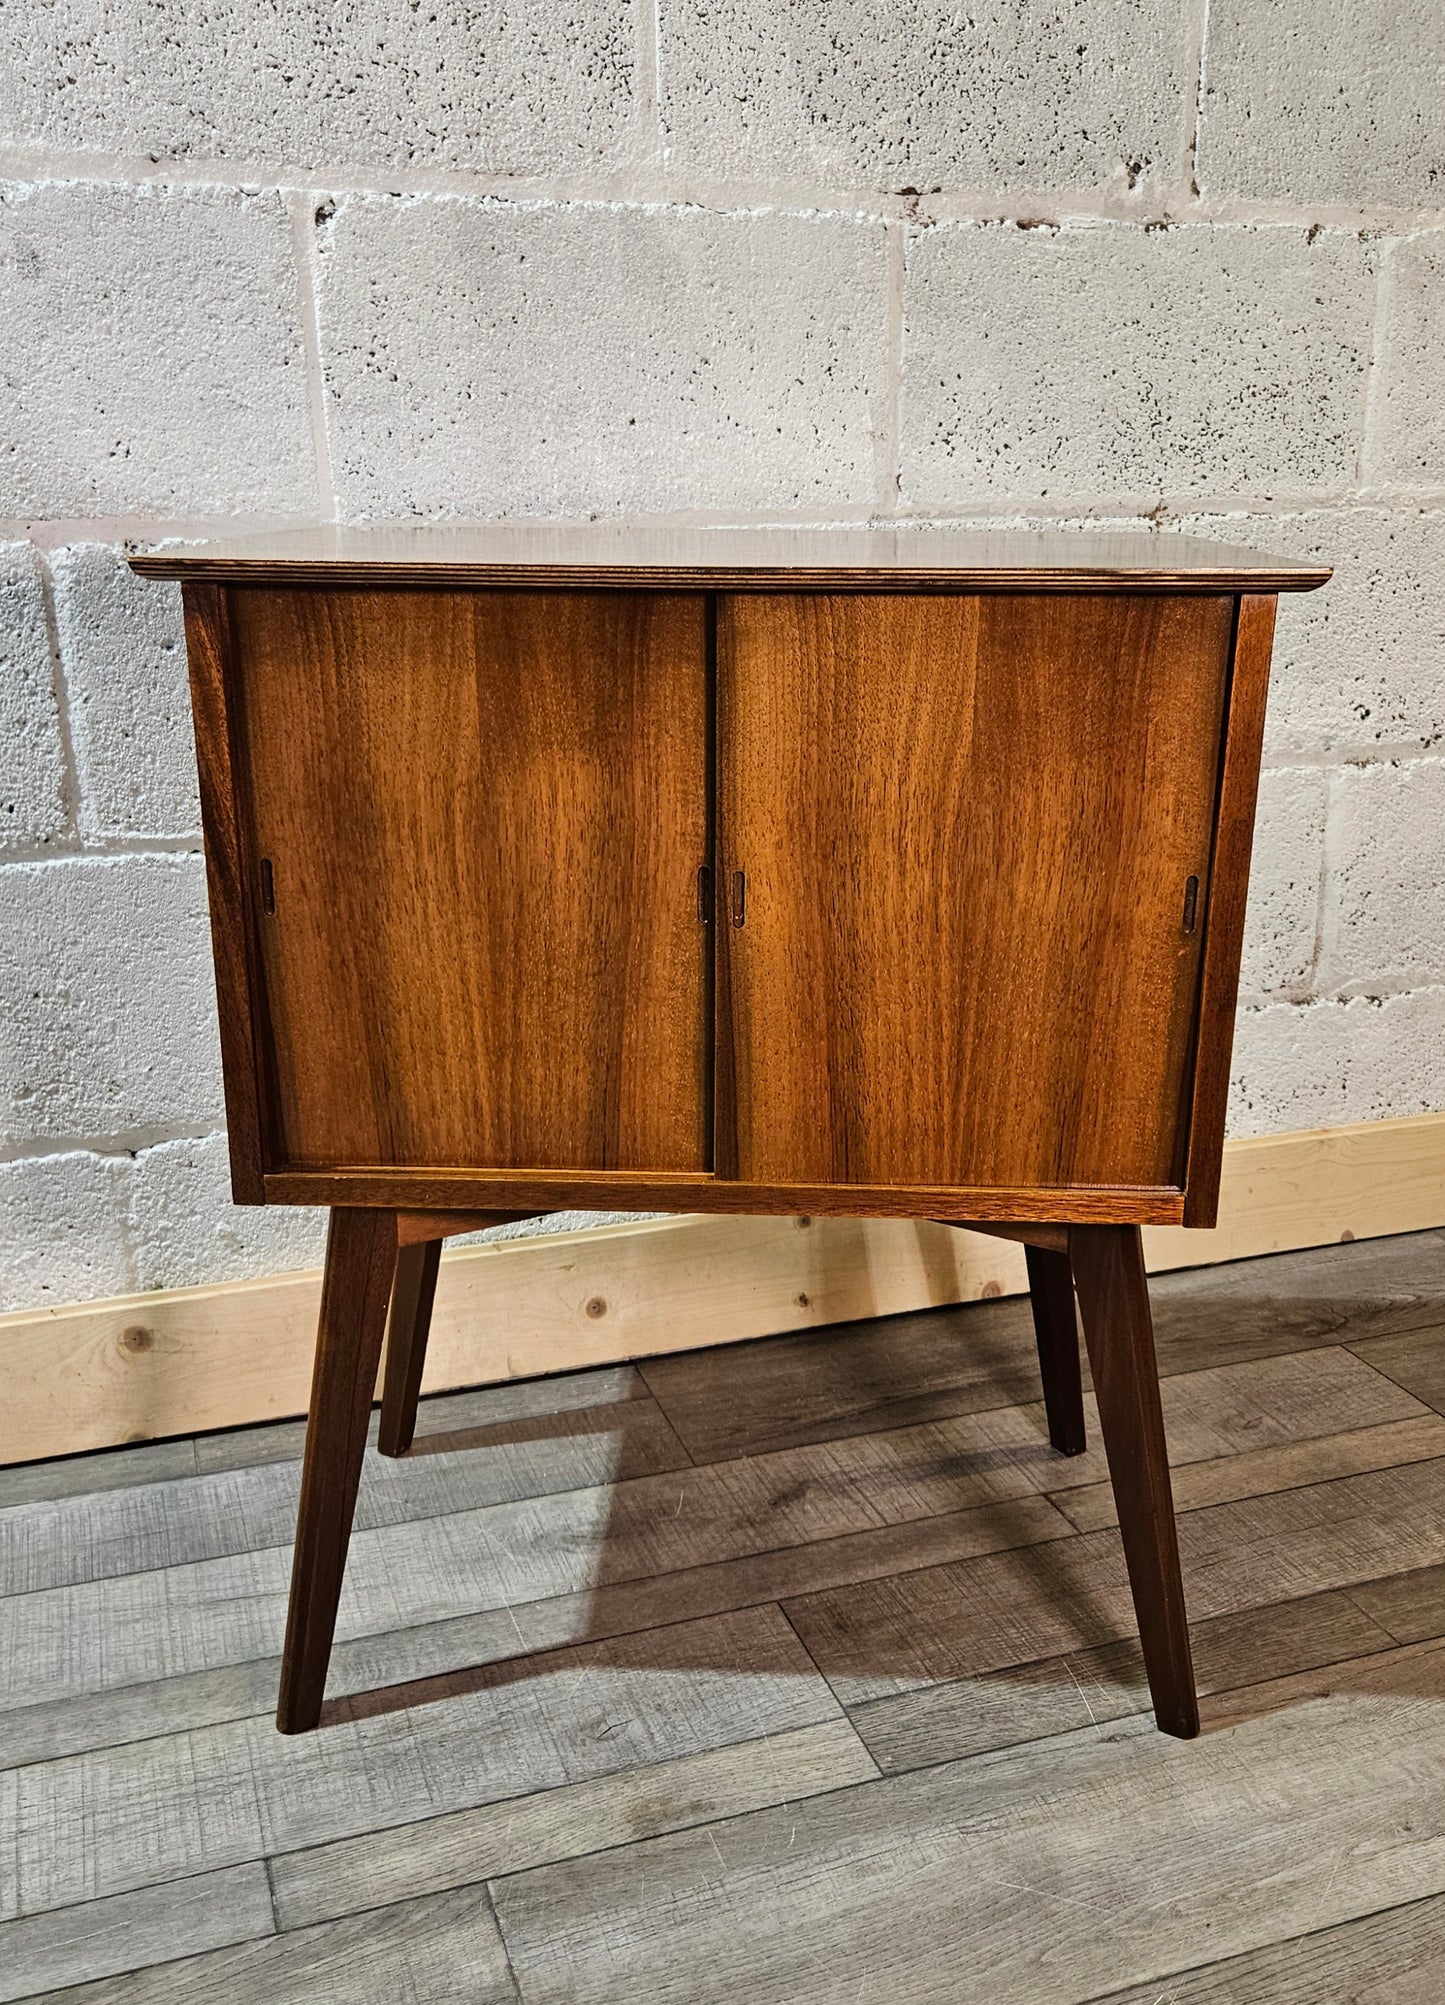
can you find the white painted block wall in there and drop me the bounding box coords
[2,1,1444,1310]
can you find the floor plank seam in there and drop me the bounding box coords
[1339,1338,1445,1393]
[771,1596,856,1705]
[1340,1347,1445,1417]
[629,1384,701,1470]
[1338,1582,1410,1649]
[484,1877,527,2004]
[262,1853,283,1937]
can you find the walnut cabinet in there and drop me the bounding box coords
[132,524,1330,1741]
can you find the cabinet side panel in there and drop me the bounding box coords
[719,592,1233,1191]
[1181,593,1278,1225]
[229,587,710,1172]
[181,583,269,1202]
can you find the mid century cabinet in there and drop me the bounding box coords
[131,525,1330,1739]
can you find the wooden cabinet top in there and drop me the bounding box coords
[129,523,1331,594]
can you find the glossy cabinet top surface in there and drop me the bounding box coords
[129,522,1331,593]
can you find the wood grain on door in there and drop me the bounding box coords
[716,592,1234,1190]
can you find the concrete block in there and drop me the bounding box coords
[0,180,316,517]
[320,196,890,518]
[121,1138,664,1288]
[1197,1,1445,209]
[0,1150,133,1314]
[49,547,198,840]
[124,1133,325,1291]
[1228,986,1445,1139]
[658,0,1192,198]
[448,1209,664,1251]
[122,1139,658,1289]
[0,0,635,176]
[1365,232,1445,490]
[901,224,1373,508]
[0,854,224,1145]
[0,543,66,852]
[1327,758,1445,991]
[1237,767,1326,1000]
[1177,510,1445,762]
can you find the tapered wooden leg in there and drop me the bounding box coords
[1024,1244,1086,1457]
[1068,1223,1198,1739]
[378,1238,442,1459]
[377,1210,544,1458]
[277,1206,397,1734]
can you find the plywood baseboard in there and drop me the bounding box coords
[3,1112,1443,1466]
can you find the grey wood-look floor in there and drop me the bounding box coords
[6,1232,1445,2002]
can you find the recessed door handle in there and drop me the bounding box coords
[730,870,746,928]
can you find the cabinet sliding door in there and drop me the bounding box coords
[232,586,711,1174]
[715,591,1234,1193]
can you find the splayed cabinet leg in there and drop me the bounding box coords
[277,1206,398,1734]
[1069,1223,1198,1739]
[1025,1243,1087,1456]
[378,1238,442,1459]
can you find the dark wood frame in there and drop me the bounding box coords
[139,533,1329,1745]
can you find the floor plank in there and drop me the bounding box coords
[270,1716,877,1932]
[0,1410,1099,1704]
[784,1456,1445,1704]
[0,1439,199,1510]
[0,1866,273,2004]
[9,1605,837,1920]
[8,1381,1106,1602]
[0,1394,691,1597]
[1196,1632,1445,1730]
[848,1586,1395,1772]
[190,1364,659,1476]
[1138,1344,1427,1458]
[1145,1227,1445,1361]
[639,1232,1445,1462]
[0,1496,1068,1770]
[4,1342,1414,1698]
[640,1300,1052,1460]
[1348,1322,1445,1416]
[26,1887,518,2004]
[1347,1558,1445,1645]
[1085,1888,1445,2003]
[1,1655,292,1773]
[489,1636,1445,2005]
[1053,1411,1445,1533]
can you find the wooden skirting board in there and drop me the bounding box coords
[3,1111,1444,1466]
